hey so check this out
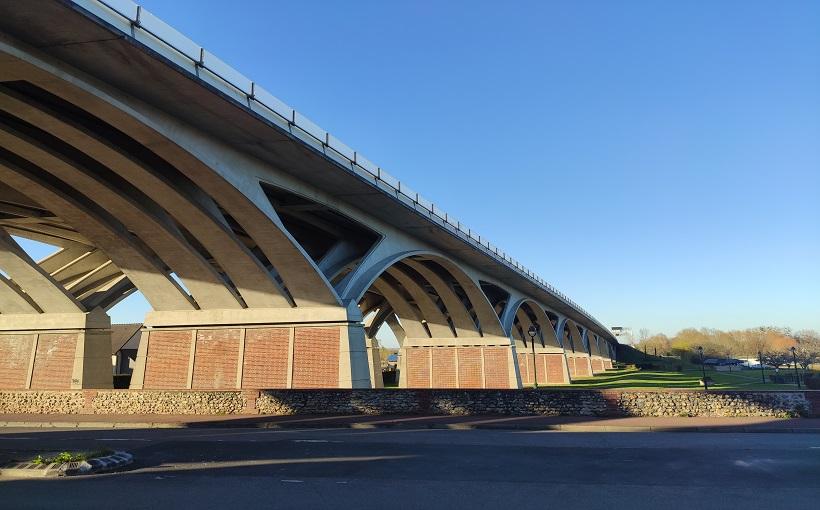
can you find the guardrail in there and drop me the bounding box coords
[71,0,612,338]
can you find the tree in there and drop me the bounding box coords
[740,328,771,357]
[761,351,790,370]
[638,328,650,344]
[794,330,820,371]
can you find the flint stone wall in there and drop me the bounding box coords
[0,391,84,414]
[0,389,814,417]
[256,389,812,418]
[90,390,247,415]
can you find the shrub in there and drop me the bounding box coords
[31,449,112,465]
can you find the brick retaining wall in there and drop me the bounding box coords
[0,389,815,417]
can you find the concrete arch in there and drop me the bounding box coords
[556,318,582,353]
[370,278,428,339]
[402,258,480,338]
[502,298,570,386]
[0,228,82,313]
[584,330,603,357]
[342,249,504,338]
[385,265,453,338]
[557,318,593,378]
[34,243,135,312]
[584,329,609,374]
[364,303,394,340]
[0,114,244,310]
[345,249,516,389]
[17,78,340,308]
[514,307,535,343]
[0,270,40,313]
[0,149,194,311]
[0,85,290,309]
[501,298,561,347]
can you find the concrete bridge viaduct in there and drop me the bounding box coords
[0,0,616,391]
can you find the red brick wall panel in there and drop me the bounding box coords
[431,348,457,388]
[575,357,591,377]
[457,348,482,388]
[292,327,339,388]
[242,328,289,389]
[591,358,604,373]
[407,348,431,388]
[143,330,192,389]
[0,334,35,389]
[192,329,240,390]
[483,347,510,389]
[30,333,77,389]
[545,354,566,384]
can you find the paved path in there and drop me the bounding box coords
[2,413,820,433]
[0,426,819,509]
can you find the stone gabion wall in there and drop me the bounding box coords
[0,389,813,417]
[91,390,246,415]
[256,389,813,418]
[614,391,810,417]
[255,389,423,415]
[0,391,84,414]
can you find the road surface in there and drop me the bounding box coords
[1,427,818,509]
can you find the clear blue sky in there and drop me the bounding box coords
[18,0,820,335]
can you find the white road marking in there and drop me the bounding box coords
[281,479,304,483]
[95,438,150,441]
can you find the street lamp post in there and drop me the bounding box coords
[528,324,540,389]
[790,346,801,389]
[697,346,708,391]
[758,350,765,384]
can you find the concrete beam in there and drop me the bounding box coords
[0,227,82,313]
[0,152,195,311]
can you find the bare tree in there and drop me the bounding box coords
[794,330,820,371]
[761,351,789,371]
[638,328,650,343]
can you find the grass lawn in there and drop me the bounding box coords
[545,367,805,390]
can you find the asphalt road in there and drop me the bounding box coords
[1,427,819,509]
